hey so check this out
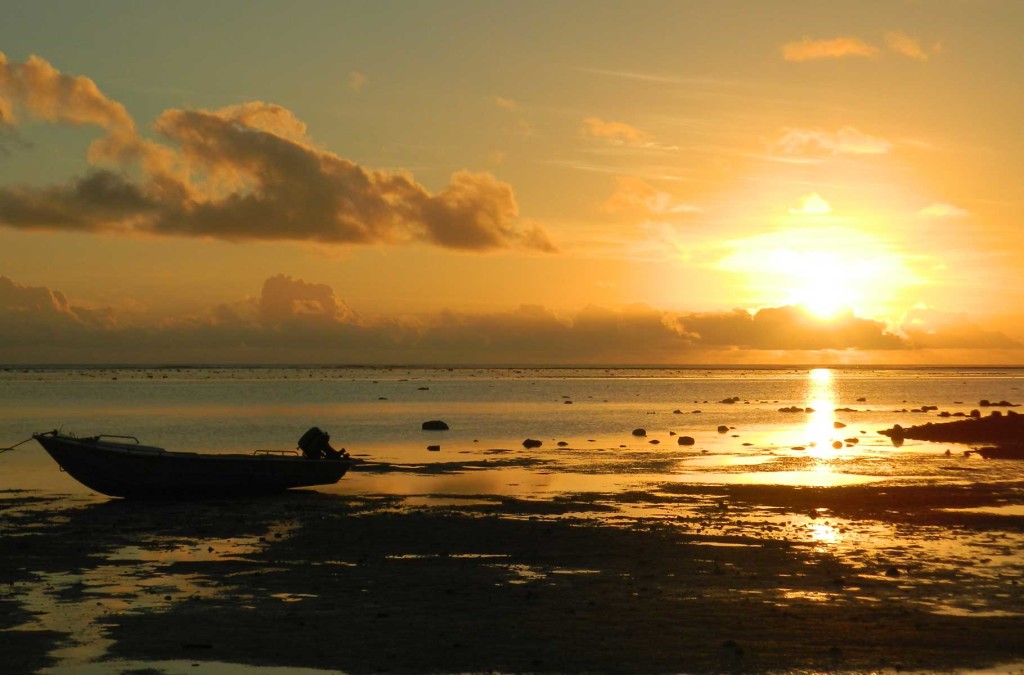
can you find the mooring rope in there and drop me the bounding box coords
[0,436,36,454]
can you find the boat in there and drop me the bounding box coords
[33,430,354,499]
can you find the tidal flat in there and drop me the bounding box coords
[2,477,1023,674]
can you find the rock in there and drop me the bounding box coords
[522,438,542,449]
[427,445,441,452]
[678,436,696,446]
[422,420,450,431]
[648,439,660,445]
[717,425,729,433]
[557,441,569,447]
[632,428,647,437]
[832,441,842,449]
[833,421,846,429]
[885,566,901,578]
[856,397,867,402]
[719,396,740,404]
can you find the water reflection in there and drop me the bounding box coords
[804,368,838,461]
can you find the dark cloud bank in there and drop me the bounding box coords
[1,275,1018,365]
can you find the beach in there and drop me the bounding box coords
[3,481,1024,674]
[2,367,1024,673]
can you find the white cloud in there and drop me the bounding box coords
[789,193,831,215]
[774,126,893,156]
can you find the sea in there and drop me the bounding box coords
[3,365,1024,499]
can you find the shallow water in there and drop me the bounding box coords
[2,366,1023,496]
[3,367,1024,673]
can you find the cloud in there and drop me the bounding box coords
[788,193,831,216]
[0,275,115,347]
[493,96,518,111]
[782,37,879,62]
[602,176,702,218]
[581,117,651,144]
[348,71,367,92]
[885,31,930,61]
[259,274,357,326]
[0,53,554,253]
[677,306,904,350]
[918,203,969,219]
[783,33,938,63]
[0,53,134,133]
[900,308,1020,349]
[774,126,893,156]
[6,274,1020,363]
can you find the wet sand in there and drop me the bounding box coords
[3,477,1024,674]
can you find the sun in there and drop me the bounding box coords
[717,224,922,322]
[784,251,858,320]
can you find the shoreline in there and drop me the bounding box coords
[3,478,1023,674]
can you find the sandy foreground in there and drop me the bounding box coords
[2,471,1024,674]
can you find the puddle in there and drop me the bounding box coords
[7,520,298,671]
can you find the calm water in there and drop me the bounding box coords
[3,366,1024,497]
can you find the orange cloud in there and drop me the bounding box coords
[603,176,702,217]
[259,274,357,326]
[782,37,879,61]
[493,96,518,111]
[918,203,969,219]
[581,117,651,144]
[885,31,929,61]
[0,54,554,253]
[901,308,1019,349]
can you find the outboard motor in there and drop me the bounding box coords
[298,427,330,459]
[298,427,347,460]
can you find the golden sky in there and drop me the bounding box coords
[1,1,1022,364]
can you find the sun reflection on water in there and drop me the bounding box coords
[804,368,838,461]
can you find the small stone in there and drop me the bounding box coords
[717,425,729,433]
[522,438,542,449]
[678,436,696,446]
[422,420,449,431]
[632,428,647,437]
[427,445,441,452]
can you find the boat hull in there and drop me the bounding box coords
[34,433,352,499]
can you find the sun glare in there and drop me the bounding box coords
[717,225,921,321]
[782,250,858,320]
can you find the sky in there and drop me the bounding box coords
[1,0,1022,365]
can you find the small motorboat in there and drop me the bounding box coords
[33,430,354,499]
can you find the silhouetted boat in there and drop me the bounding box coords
[33,431,353,498]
